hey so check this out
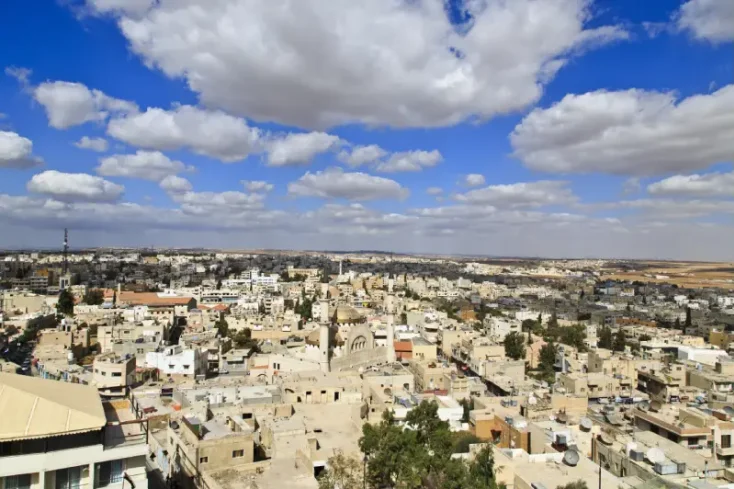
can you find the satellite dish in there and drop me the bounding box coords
[724,406,734,416]
[650,400,662,412]
[528,395,538,405]
[639,401,650,411]
[599,433,613,445]
[563,450,580,467]
[580,418,593,431]
[646,448,665,464]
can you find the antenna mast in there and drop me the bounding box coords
[63,228,69,274]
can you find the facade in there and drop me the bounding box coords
[0,374,149,489]
[145,345,208,378]
[92,353,136,397]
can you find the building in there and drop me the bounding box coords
[0,373,149,489]
[167,413,255,489]
[145,345,208,379]
[636,363,686,402]
[92,353,136,398]
[633,405,713,448]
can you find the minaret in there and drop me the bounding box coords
[319,322,330,373]
[386,294,396,363]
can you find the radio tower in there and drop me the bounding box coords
[63,228,69,274]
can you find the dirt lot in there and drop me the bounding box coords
[601,261,734,290]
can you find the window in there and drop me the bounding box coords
[112,372,122,377]
[232,449,244,458]
[56,466,82,489]
[722,435,732,449]
[199,457,209,464]
[4,475,31,489]
[97,460,124,487]
[100,371,107,376]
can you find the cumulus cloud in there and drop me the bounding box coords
[676,0,734,42]
[266,132,341,166]
[87,0,626,129]
[96,150,193,181]
[242,181,274,193]
[375,150,443,173]
[74,136,109,152]
[647,171,734,198]
[462,174,486,187]
[159,175,193,194]
[337,145,388,167]
[27,170,124,202]
[612,199,734,220]
[426,187,443,196]
[511,85,734,175]
[0,131,44,169]
[455,180,577,208]
[107,105,262,162]
[171,190,265,216]
[622,177,642,195]
[288,167,409,201]
[34,81,137,129]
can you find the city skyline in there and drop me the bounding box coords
[0,0,733,260]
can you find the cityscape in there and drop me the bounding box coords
[1,1,734,489]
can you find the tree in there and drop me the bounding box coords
[613,328,626,352]
[638,334,652,342]
[400,312,408,324]
[537,313,543,327]
[56,289,75,316]
[459,397,475,423]
[642,295,648,305]
[547,310,558,329]
[559,325,587,352]
[675,317,682,329]
[521,319,539,333]
[557,481,588,489]
[83,288,104,306]
[467,445,500,489]
[598,326,613,349]
[318,451,363,489]
[537,342,558,384]
[503,332,526,361]
[233,328,257,351]
[215,313,229,338]
[452,431,482,454]
[685,307,692,329]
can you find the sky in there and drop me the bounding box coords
[0,0,732,260]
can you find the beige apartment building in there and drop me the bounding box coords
[92,353,136,398]
[636,363,686,402]
[687,359,734,395]
[0,373,149,489]
[558,372,632,400]
[168,413,255,489]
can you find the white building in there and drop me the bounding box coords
[145,345,208,378]
[484,317,521,342]
[0,373,149,489]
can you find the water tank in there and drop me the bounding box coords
[630,450,644,461]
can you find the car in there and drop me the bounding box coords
[220,369,229,375]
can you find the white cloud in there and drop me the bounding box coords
[84,0,155,17]
[622,177,641,195]
[0,131,43,169]
[242,180,274,193]
[676,0,734,42]
[27,170,124,202]
[159,175,193,194]
[94,0,626,129]
[107,105,262,162]
[74,136,109,152]
[337,145,388,167]
[375,150,443,173]
[511,85,734,175]
[266,132,341,167]
[96,150,192,181]
[455,180,577,208]
[462,174,486,187]
[34,81,138,129]
[647,171,734,198]
[613,199,734,219]
[5,66,32,86]
[171,190,265,216]
[288,167,409,201]
[426,187,443,196]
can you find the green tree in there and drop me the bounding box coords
[547,310,558,329]
[675,317,682,329]
[451,431,482,454]
[557,481,588,489]
[537,342,558,384]
[598,326,613,349]
[400,312,408,324]
[559,325,587,352]
[318,451,363,489]
[459,397,474,423]
[613,328,626,352]
[638,334,652,342]
[503,332,526,360]
[537,313,543,327]
[521,319,539,333]
[56,289,75,316]
[685,307,692,329]
[467,445,500,489]
[233,328,257,350]
[83,288,104,306]
[215,313,229,338]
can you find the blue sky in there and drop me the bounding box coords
[0,0,732,259]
